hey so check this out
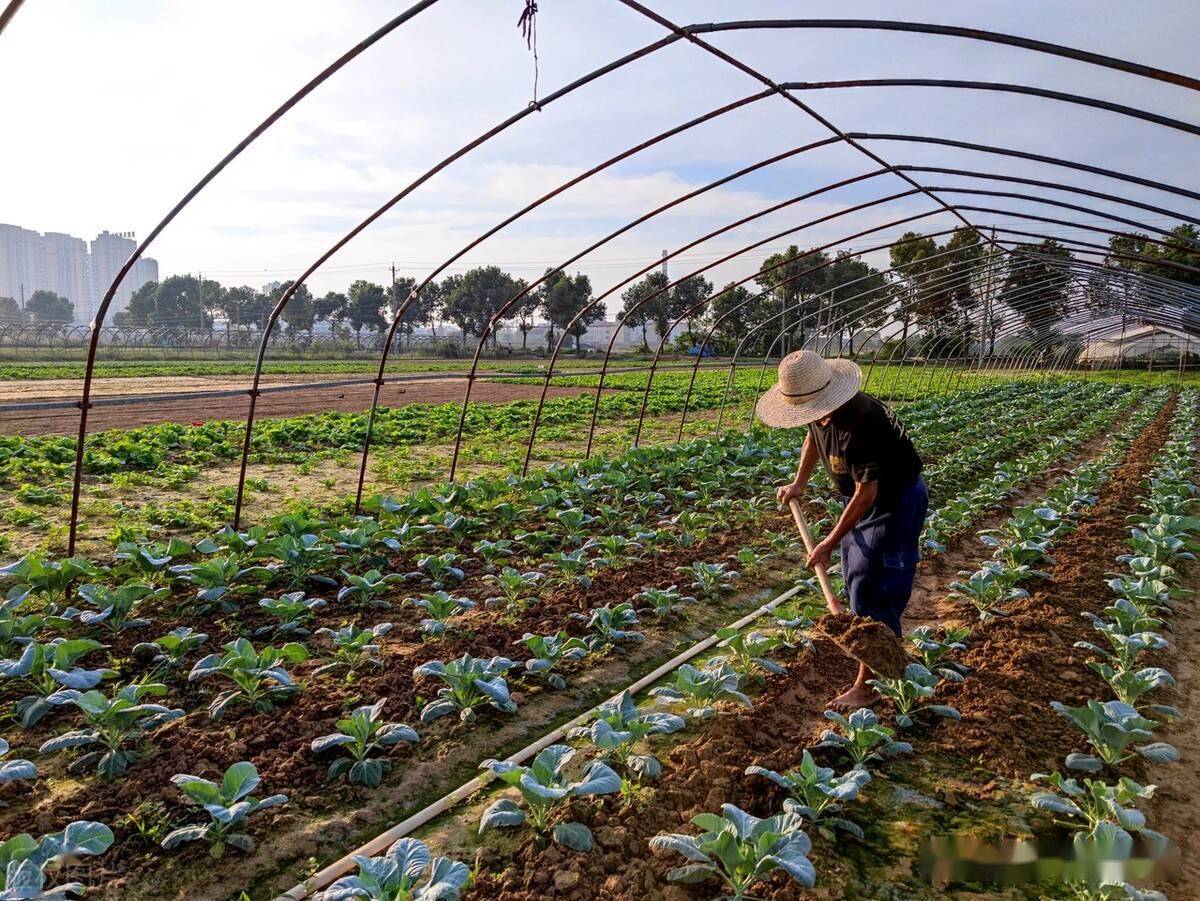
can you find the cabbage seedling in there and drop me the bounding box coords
[816,708,913,767]
[311,698,418,788]
[188,638,309,720]
[1051,700,1179,771]
[0,555,99,610]
[586,534,642,570]
[713,628,786,681]
[132,626,208,672]
[746,751,871,839]
[1075,628,1168,673]
[414,552,466,588]
[0,738,35,783]
[114,538,193,584]
[316,836,470,901]
[472,538,514,571]
[908,625,970,683]
[540,549,593,588]
[552,508,597,545]
[257,592,327,637]
[65,582,167,633]
[163,761,287,857]
[171,554,274,613]
[337,569,405,609]
[256,533,338,589]
[575,603,644,652]
[1030,771,1163,859]
[413,654,517,723]
[731,546,768,570]
[568,691,684,780]
[1083,600,1165,637]
[408,591,474,637]
[649,663,751,719]
[867,663,961,729]
[479,744,621,851]
[0,637,111,728]
[0,593,73,658]
[650,804,816,897]
[0,821,113,898]
[677,561,740,597]
[516,631,588,689]
[482,567,542,609]
[948,562,1032,621]
[40,682,183,778]
[323,520,407,567]
[314,623,393,676]
[633,585,696,618]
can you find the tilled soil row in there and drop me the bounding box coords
[467,403,1170,901]
[929,395,1178,777]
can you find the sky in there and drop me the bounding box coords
[3,0,1199,321]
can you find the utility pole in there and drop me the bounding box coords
[18,283,24,312]
[391,263,399,350]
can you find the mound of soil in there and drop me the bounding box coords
[815,612,912,679]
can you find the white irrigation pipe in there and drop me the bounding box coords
[279,578,807,899]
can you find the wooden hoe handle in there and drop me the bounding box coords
[787,497,844,615]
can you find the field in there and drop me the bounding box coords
[0,370,1196,901]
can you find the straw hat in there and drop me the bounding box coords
[756,350,862,428]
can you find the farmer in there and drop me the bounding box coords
[757,350,927,710]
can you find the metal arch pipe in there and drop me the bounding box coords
[628,214,963,448]
[65,0,444,553]
[780,78,1200,139]
[348,86,785,511]
[0,0,25,37]
[851,133,1200,205]
[229,31,688,528]
[680,19,1200,91]
[515,164,895,475]
[677,241,1018,437]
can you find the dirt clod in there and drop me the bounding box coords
[815,612,912,679]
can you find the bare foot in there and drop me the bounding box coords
[829,683,877,712]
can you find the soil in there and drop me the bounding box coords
[927,397,1177,778]
[814,612,912,679]
[0,378,592,437]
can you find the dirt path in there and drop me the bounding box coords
[0,378,592,437]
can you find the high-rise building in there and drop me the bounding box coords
[0,225,157,323]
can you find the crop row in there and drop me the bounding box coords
[0,382,1140,896]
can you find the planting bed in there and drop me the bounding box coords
[2,378,1194,901]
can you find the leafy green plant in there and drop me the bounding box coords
[676,560,740,597]
[316,836,470,901]
[0,738,36,783]
[516,631,588,689]
[650,804,816,897]
[586,534,642,569]
[311,698,419,788]
[1051,700,1179,771]
[0,821,113,898]
[0,637,111,727]
[171,554,273,612]
[541,548,593,588]
[479,744,620,851]
[908,625,970,682]
[408,591,474,637]
[133,626,209,672]
[0,555,98,610]
[39,682,183,778]
[868,663,961,729]
[114,537,193,583]
[257,533,338,589]
[746,751,871,839]
[1031,771,1162,859]
[815,708,913,767]
[731,546,768,570]
[633,584,696,618]
[414,552,465,588]
[257,592,327,636]
[575,603,644,652]
[713,628,785,681]
[482,567,542,609]
[472,538,514,571]
[948,561,1035,621]
[188,638,309,720]
[163,761,288,857]
[314,622,393,676]
[413,654,517,723]
[337,569,405,609]
[568,690,685,780]
[65,581,167,633]
[649,663,751,719]
[0,595,72,658]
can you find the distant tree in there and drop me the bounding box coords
[441,266,519,348]
[124,281,159,326]
[315,291,347,328]
[274,280,315,333]
[998,239,1073,338]
[1105,225,1200,288]
[824,254,888,354]
[669,274,713,345]
[755,245,830,352]
[26,289,74,323]
[888,233,939,343]
[539,269,598,355]
[219,285,271,331]
[620,271,671,348]
[148,275,211,328]
[346,280,388,343]
[0,296,22,322]
[512,287,541,350]
[709,282,755,353]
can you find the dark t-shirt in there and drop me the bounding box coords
[809,391,923,508]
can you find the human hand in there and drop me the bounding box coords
[806,539,835,571]
[776,482,805,506]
